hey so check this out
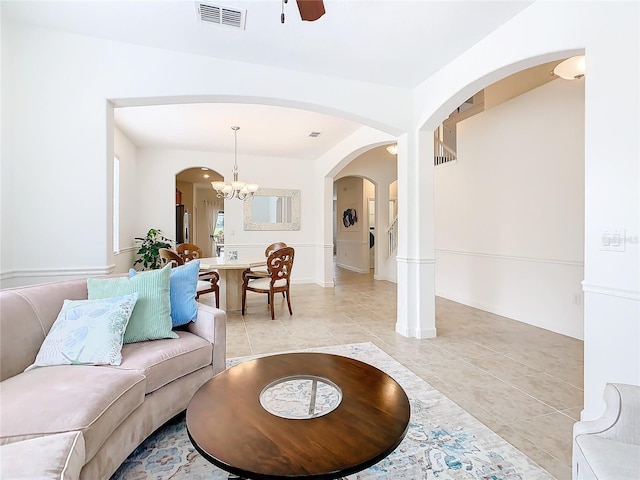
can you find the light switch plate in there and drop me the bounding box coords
[601,229,625,252]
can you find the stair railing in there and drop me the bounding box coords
[387,216,398,257]
[434,138,457,166]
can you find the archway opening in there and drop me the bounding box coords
[175,167,224,258]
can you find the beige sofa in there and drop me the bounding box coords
[0,277,226,480]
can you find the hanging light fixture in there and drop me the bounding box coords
[553,55,586,80]
[386,144,398,155]
[211,126,258,200]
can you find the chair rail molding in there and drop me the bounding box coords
[435,248,584,267]
[582,282,640,301]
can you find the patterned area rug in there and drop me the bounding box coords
[112,342,554,480]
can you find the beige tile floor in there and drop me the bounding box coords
[201,266,583,480]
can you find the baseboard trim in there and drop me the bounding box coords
[374,274,397,284]
[336,263,370,274]
[436,289,583,340]
[395,323,437,339]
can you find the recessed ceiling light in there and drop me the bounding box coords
[201,167,209,171]
[203,174,210,178]
[309,131,321,138]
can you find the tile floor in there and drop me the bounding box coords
[200,266,583,480]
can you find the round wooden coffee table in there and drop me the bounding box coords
[186,352,410,480]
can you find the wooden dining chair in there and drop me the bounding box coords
[159,248,184,267]
[196,268,220,308]
[245,242,288,282]
[159,248,219,307]
[176,243,203,262]
[242,247,294,320]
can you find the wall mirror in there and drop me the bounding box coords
[244,188,300,231]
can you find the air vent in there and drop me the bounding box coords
[309,131,321,138]
[196,2,246,29]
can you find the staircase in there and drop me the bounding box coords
[434,137,457,166]
[387,216,398,258]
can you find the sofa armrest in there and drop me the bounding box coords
[573,383,640,444]
[187,303,227,375]
[573,383,640,480]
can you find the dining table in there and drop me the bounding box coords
[198,256,267,311]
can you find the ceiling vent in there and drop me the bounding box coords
[309,131,321,138]
[196,2,247,29]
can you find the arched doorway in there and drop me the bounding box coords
[175,167,224,258]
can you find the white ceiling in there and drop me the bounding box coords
[2,0,534,160]
[115,103,363,159]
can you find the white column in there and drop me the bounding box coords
[374,179,390,282]
[396,130,437,339]
[316,176,335,287]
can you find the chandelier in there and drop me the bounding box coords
[211,126,258,200]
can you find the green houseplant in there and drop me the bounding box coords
[133,228,174,270]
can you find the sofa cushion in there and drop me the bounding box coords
[115,330,213,394]
[129,260,200,327]
[0,431,85,480]
[25,294,138,371]
[247,277,287,289]
[575,434,640,480]
[0,279,88,381]
[87,265,178,343]
[0,365,146,463]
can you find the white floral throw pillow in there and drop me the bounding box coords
[25,293,139,371]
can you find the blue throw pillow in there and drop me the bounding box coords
[129,259,199,327]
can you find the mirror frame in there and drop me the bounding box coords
[243,188,301,231]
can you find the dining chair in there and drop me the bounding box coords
[176,243,203,262]
[242,247,294,320]
[245,242,288,281]
[196,268,220,308]
[159,248,220,307]
[159,248,184,267]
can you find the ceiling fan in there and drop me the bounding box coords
[282,0,325,23]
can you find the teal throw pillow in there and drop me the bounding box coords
[25,294,139,371]
[129,259,199,327]
[87,264,177,343]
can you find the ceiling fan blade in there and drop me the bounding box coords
[296,0,325,21]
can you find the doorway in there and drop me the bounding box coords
[175,167,224,257]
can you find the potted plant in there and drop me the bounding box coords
[133,228,174,270]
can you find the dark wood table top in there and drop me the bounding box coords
[186,352,410,480]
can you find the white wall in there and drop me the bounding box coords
[1,1,638,420]
[111,126,140,272]
[435,79,585,339]
[0,19,408,288]
[334,146,398,282]
[134,148,318,283]
[415,1,639,418]
[335,176,368,273]
[315,126,397,287]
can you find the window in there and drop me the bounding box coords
[113,156,120,253]
[213,211,224,243]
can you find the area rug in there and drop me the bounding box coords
[111,342,554,480]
